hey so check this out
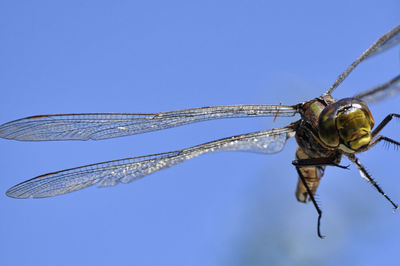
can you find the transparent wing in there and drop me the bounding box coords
[327,24,400,95]
[6,125,296,198]
[354,74,400,104]
[0,105,298,141]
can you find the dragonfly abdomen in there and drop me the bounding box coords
[295,147,325,202]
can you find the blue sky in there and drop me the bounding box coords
[0,1,399,265]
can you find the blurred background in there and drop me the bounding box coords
[0,1,399,265]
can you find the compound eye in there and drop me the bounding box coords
[318,103,340,147]
[337,107,374,151]
[318,98,374,152]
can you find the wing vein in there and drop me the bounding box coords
[6,125,296,198]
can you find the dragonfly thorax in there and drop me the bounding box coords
[318,98,375,153]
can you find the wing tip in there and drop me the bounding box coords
[5,187,31,199]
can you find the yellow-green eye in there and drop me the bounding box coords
[318,98,374,153]
[336,108,373,150]
[318,102,340,147]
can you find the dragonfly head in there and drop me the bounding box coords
[318,98,374,153]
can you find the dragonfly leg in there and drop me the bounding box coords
[293,164,325,239]
[347,154,398,211]
[368,135,400,150]
[371,113,400,138]
[293,157,349,169]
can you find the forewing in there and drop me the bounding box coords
[327,24,400,95]
[355,74,400,104]
[0,105,298,141]
[368,25,400,57]
[6,125,296,198]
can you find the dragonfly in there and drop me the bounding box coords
[1,25,400,238]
